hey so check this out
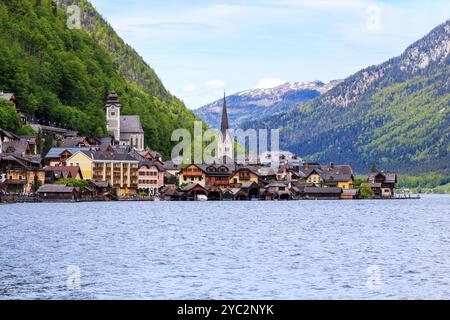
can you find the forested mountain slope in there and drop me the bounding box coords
[248,20,450,173]
[0,0,201,158]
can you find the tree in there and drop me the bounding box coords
[371,164,378,173]
[55,178,87,188]
[359,185,374,199]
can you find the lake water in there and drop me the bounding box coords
[1,195,450,300]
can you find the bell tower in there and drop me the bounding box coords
[106,91,121,142]
[217,91,233,161]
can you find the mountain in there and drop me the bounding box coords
[195,80,341,129]
[0,0,202,158]
[247,20,450,173]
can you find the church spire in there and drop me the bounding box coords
[220,91,229,139]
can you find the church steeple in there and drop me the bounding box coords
[220,91,229,139]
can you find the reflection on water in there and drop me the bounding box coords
[0,195,450,299]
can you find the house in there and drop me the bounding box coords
[302,163,354,190]
[2,140,32,156]
[44,166,83,183]
[64,149,95,180]
[137,160,165,194]
[228,167,260,187]
[368,172,397,198]
[44,147,91,167]
[163,160,183,178]
[160,185,183,201]
[106,91,145,151]
[204,163,236,187]
[37,184,81,202]
[0,154,45,194]
[179,164,207,187]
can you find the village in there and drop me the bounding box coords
[0,91,398,203]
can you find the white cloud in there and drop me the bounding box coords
[256,78,286,89]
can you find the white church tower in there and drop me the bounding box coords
[217,92,234,162]
[106,91,121,143]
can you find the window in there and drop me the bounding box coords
[110,111,116,117]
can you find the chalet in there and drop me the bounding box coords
[37,184,81,202]
[87,180,113,201]
[2,140,32,156]
[228,167,260,187]
[368,172,397,198]
[0,154,45,194]
[302,164,354,190]
[206,184,223,201]
[204,164,236,187]
[160,185,183,201]
[180,164,207,187]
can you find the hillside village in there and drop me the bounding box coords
[0,91,398,203]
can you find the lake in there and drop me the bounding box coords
[1,195,450,300]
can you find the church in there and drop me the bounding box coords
[217,92,234,161]
[106,91,145,151]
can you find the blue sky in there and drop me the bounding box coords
[89,0,450,109]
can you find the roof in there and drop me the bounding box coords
[0,129,20,140]
[45,147,91,159]
[303,187,342,194]
[120,116,144,134]
[2,140,30,155]
[369,172,397,184]
[90,151,139,162]
[37,184,76,193]
[220,93,229,137]
[105,91,122,108]
[163,160,182,170]
[139,160,165,172]
[61,137,88,148]
[88,180,110,188]
[0,93,15,101]
[44,166,82,179]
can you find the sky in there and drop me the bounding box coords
[89,0,450,109]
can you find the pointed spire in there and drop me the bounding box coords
[220,90,229,139]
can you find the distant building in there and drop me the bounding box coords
[106,91,145,151]
[137,161,165,194]
[368,172,397,198]
[217,93,233,161]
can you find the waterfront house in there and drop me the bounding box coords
[37,184,81,202]
[0,154,45,194]
[180,164,207,187]
[160,185,184,201]
[163,160,183,178]
[137,160,165,194]
[204,163,236,187]
[87,180,113,201]
[302,164,354,189]
[228,167,260,187]
[368,172,397,198]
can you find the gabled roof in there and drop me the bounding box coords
[0,93,15,101]
[120,116,144,134]
[44,166,82,179]
[37,184,76,193]
[61,137,89,148]
[91,151,139,162]
[45,147,91,159]
[369,172,397,184]
[2,140,30,155]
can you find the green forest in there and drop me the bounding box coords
[0,0,203,159]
